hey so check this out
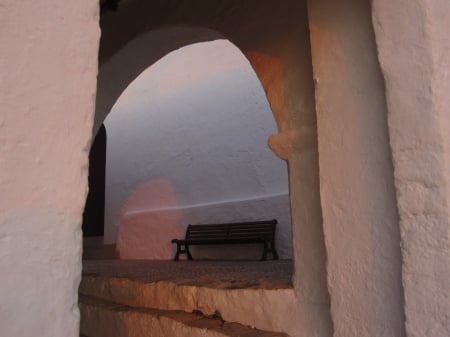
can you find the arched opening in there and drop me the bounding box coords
[93,26,225,134]
[82,3,332,336]
[103,39,292,260]
[82,124,106,238]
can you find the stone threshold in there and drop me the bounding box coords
[79,260,299,335]
[80,294,288,337]
[80,274,299,336]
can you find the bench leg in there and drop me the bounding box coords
[272,247,279,260]
[261,242,268,261]
[186,245,193,260]
[174,244,181,261]
[271,241,279,260]
[174,243,194,261]
[261,241,279,260]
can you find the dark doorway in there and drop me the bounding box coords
[82,124,107,237]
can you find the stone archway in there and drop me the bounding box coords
[96,3,331,336]
[93,1,450,336]
[101,39,293,260]
[94,26,224,133]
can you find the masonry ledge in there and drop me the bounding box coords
[79,275,304,336]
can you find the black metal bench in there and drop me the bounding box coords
[171,219,279,261]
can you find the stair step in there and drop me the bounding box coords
[80,295,288,337]
[80,274,299,336]
[79,261,300,336]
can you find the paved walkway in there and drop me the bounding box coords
[82,259,293,289]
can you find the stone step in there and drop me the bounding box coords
[80,295,289,337]
[79,274,299,336]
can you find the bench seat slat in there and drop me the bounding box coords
[173,238,266,245]
[187,229,273,235]
[185,235,272,241]
[187,234,274,240]
[187,220,276,227]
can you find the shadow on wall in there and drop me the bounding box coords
[105,40,292,260]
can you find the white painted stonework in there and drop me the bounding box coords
[308,1,404,336]
[0,1,100,337]
[372,1,450,336]
[104,40,291,259]
[1,1,450,337]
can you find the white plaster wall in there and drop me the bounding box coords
[98,2,333,336]
[2,0,449,336]
[372,1,450,336]
[104,40,291,259]
[308,1,405,336]
[0,1,100,337]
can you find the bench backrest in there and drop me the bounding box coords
[185,219,277,241]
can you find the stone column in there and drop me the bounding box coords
[0,1,100,336]
[307,0,405,336]
[372,1,450,336]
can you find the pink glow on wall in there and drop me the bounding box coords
[118,180,184,259]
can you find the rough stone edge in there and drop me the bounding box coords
[80,294,289,337]
[79,275,306,336]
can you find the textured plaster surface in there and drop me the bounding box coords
[80,275,302,336]
[80,295,289,337]
[0,0,100,336]
[104,40,291,259]
[372,1,450,336]
[98,2,331,336]
[308,1,405,336]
